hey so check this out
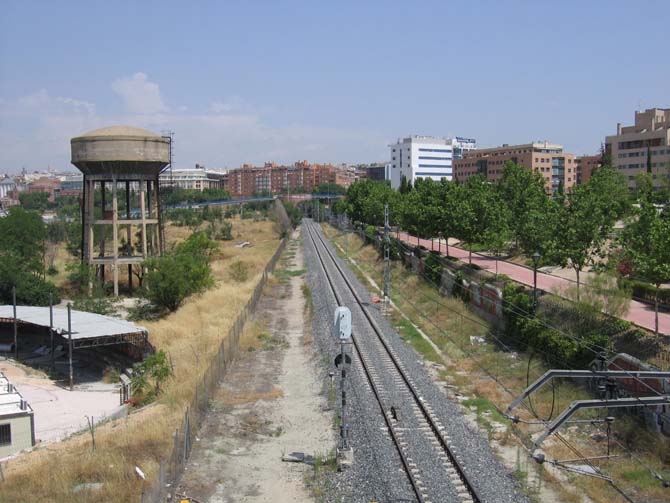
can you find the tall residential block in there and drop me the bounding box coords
[605,108,670,189]
[453,141,576,194]
[575,154,601,184]
[389,135,476,188]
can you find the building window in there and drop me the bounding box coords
[0,424,10,445]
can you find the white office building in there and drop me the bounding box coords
[389,135,476,188]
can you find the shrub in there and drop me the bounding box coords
[229,260,249,282]
[621,278,670,309]
[131,350,171,404]
[72,295,117,316]
[144,232,217,312]
[424,252,443,285]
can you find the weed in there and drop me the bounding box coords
[396,318,441,363]
[302,283,313,313]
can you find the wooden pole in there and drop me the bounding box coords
[68,303,73,391]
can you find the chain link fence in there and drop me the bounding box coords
[140,235,288,502]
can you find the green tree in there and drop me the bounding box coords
[623,202,670,337]
[0,207,46,274]
[345,179,399,226]
[498,162,556,254]
[399,175,412,194]
[131,350,171,402]
[553,167,629,300]
[634,172,654,202]
[399,178,443,244]
[312,182,346,195]
[144,232,218,312]
[19,192,49,212]
[444,175,506,264]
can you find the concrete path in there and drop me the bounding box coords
[396,231,669,336]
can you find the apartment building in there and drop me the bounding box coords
[389,135,476,188]
[575,154,601,184]
[27,177,61,202]
[605,108,670,189]
[225,161,349,197]
[353,163,388,182]
[453,141,576,194]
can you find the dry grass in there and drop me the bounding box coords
[325,224,670,503]
[218,387,284,406]
[0,216,281,502]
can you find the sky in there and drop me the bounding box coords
[0,1,668,173]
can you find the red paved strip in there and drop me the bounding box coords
[397,232,669,336]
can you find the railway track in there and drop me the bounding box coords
[305,220,482,503]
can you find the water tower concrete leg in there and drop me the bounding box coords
[112,179,119,296]
[126,181,132,293]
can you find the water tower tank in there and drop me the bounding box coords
[71,126,171,296]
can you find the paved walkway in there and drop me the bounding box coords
[396,231,669,336]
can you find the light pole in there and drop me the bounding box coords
[532,251,541,307]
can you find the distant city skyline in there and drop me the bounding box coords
[1,1,668,173]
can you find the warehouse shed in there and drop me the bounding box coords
[0,305,148,388]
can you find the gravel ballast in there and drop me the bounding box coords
[303,219,530,503]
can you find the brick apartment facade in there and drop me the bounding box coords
[453,141,576,194]
[575,154,601,184]
[224,161,351,197]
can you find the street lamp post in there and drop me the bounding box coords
[532,251,541,307]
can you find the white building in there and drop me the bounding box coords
[0,372,35,458]
[0,177,16,199]
[160,165,227,191]
[389,135,476,188]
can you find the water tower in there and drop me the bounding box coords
[71,126,170,296]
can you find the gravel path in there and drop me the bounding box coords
[304,220,530,503]
[177,232,333,502]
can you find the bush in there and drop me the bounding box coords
[621,278,670,309]
[72,295,117,316]
[502,284,619,368]
[127,300,163,321]
[229,260,249,282]
[131,350,171,405]
[144,232,217,312]
[424,252,443,285]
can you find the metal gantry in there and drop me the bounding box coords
[506,368,670,457]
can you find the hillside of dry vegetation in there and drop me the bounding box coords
[0,216,281,503]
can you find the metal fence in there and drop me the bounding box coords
[141,236,288,502]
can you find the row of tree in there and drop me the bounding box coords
[335,163,670,333]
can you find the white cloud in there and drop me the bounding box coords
[111,72,167,115]
[0,74,386,172]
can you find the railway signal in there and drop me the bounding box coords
[333,306,354,469]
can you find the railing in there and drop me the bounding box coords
[140,236,288,502]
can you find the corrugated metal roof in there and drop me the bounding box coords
[0,306,147,341]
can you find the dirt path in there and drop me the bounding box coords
[177,231,333,502]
